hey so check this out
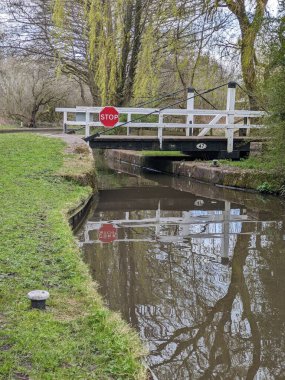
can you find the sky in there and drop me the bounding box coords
[267,0,279,16]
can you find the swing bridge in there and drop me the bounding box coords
[56,82,266,159]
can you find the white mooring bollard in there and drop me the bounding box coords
[27,290,50,310]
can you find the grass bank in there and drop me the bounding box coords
[219,157,274,171]
[0,134,146,379]
[0,124,19,129]
[216,157,285,194]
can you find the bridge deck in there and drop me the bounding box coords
[87,135,262,158]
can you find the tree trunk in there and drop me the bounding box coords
[29,104,40,128]
[121,0,143,105]
[240,29,258,109]
[224,0,268,109]
[88,64,100,104]
[79,80,87,104]
[116,0,134,105]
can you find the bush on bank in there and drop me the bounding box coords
[0,134,146,379]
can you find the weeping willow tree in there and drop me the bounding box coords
[52,0,163,105]
[133,0,232,105]
[53,0,121,105]
[4,0,234,108]
[133,23,161,101]
[52,0,227,106]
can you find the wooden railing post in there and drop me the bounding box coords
[158,113,163,149]
[186,87,195,136]
[226,82,236,153]
[85,111,90,138]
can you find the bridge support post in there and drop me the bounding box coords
[85,111,90,138]
[186,87,195,136]
[226,82,236,153]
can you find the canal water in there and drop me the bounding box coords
[76,153,285,380]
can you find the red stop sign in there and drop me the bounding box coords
[99,106,119,128]
[98,223,118,243]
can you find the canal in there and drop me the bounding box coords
[76,153,285,379]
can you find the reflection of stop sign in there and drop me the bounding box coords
[98,223,118,243]
[99,106,119,128]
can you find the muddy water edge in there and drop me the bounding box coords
[76,152,285,380]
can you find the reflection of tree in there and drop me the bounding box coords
[149,224,262,379]
[248,222,285,379]
[79,205,285,380]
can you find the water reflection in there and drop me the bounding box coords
[77,167,285,379]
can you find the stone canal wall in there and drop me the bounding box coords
[105,149,278,192]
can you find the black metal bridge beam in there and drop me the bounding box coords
[87,136,251,159]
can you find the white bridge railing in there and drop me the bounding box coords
[56,83,265,153]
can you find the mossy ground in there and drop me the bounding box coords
[0,134,146,379]
[213,157,285,193]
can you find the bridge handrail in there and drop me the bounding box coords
[56,107,265,117]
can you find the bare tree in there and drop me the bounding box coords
[0,59,79,126]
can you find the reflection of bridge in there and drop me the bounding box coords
[79,193,277,264]
[77,181,285,379]
[77,175,285,379]
[81,202,244,240]
[95,186,228,211]
[56,82,265,158]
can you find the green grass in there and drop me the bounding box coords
[218,157,276,171]
[210,157,285,193]
[0,124,19,129]
[0,135,146,379]
[142,150,187,157]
